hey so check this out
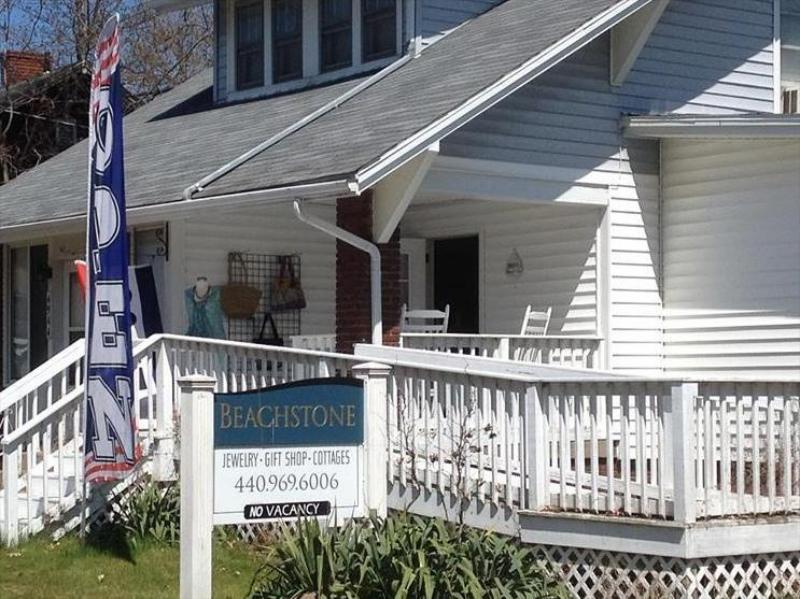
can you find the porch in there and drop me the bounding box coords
[2,176,614,386]
[0,335,798,596]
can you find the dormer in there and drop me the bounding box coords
[219,0,405,102]
[148,0,504,104]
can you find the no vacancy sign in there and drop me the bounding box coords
[212,378,366,525]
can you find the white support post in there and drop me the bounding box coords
[670,382,698,525]
[496,338,511,361]
[353,362,392,519]
[2,443,19,546]
[525,383,548,511]
[154,342,176,481]
[179,375,216,599]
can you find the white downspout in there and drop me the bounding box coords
[293,200,383,346]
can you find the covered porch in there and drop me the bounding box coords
[1,150,621,386]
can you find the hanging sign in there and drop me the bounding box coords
[212,378,365,525]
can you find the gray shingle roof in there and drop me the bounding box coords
[0,0,623,229]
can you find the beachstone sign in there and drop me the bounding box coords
[212,378,366,525]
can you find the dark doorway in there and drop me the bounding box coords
[434,236,479,333]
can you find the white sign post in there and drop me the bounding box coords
[179,375,216,599]
[178,364,390,598]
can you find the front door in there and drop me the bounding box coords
[433,236,479,333]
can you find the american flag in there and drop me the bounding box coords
[83,15,140,484]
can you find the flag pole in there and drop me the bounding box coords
[82,12,130,541]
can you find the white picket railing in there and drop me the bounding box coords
[358,345,800,523]
[400,333,604,369]
[3,335,798,546]
[0,334,364,545]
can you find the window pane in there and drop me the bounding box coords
[320,0,352,72]
[10,248,29,380]
[236,1,264,89]
[273,0,303,82]
[783,1,800,88]
[362,0,396,62]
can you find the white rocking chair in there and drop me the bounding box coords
[400,304,450,334]
[520,305,552,336]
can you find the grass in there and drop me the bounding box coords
[0,533,261,599]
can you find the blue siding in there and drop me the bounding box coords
[420,0,504,42]
[443,37,660,173]
[627,0,774,114]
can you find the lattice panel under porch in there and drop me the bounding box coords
[537,545,800,599]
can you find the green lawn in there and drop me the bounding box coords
[0,534,262,599]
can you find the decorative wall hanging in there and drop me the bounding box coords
[185,276,226,339]
[506,247,524,276]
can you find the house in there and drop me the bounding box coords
[0,53,92,384]
[0,53,91,184]
[0,0,798,595]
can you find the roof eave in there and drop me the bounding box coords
[352,0,660,192]
[0,179,351,243]
[623,115,800,139]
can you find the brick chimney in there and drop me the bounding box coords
[2,51,52,87]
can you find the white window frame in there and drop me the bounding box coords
[225,0,402,102]
[63,262,84,348]
[775,0,782,113]
[777,0,800,112]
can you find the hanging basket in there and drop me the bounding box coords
[220,253,262,319]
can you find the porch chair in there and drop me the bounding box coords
[400,304,451,334]
[520,305,552,336]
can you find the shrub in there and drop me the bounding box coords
[252,513,566,599]
[113,477,180,549]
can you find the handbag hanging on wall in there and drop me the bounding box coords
[220,252,262,319]
[271,256,306,312]
[252,311,284,346]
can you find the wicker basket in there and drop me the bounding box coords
[220,253,262,319]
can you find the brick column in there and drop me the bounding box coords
[335,194,401,353]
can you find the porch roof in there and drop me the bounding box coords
[0,0,648,235]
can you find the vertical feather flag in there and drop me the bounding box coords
[84,15,139,483]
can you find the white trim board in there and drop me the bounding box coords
[519,511,800,559]
[0,180,349,243]
[624,114,800,139]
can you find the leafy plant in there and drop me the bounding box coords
[113,477,180,549]
[251,513,566,599]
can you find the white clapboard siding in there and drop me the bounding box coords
[627,0,774,114]
[663,140,800,377]
[401,199,601,336]
[443,37,663,373]
[181,201,336,336]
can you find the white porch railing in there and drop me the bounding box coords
[400,333,604,369]
[3,336,798,547]
[0,334,364,545]
[356,345,800,524]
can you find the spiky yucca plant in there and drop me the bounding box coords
[252,513,566,599]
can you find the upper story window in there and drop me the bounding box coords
[362,0,396,62]
[273,0,303,83]
[320,0,353,72]
[235,1,265,90]
[782,0,800,112]
[226,0,401,98]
